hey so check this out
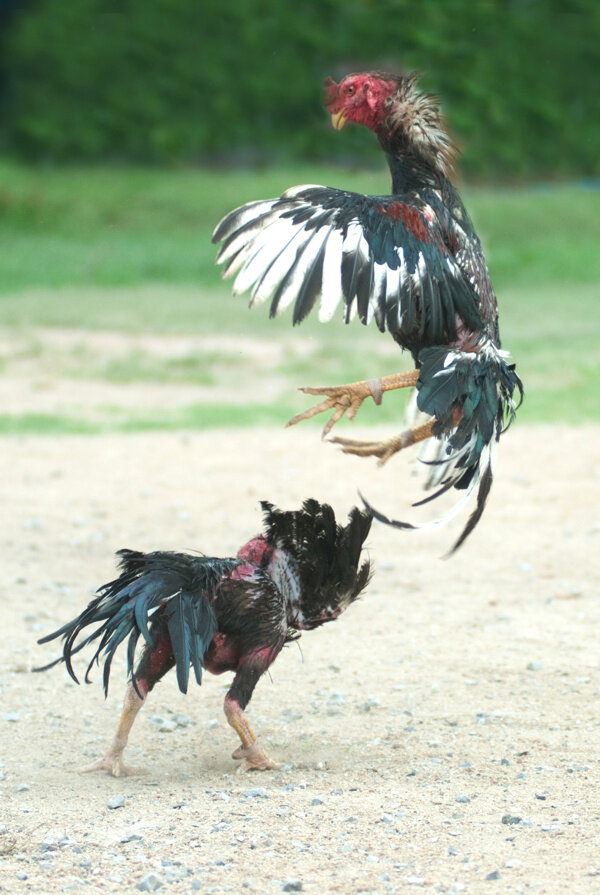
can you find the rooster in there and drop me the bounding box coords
[36,500,372,776]
[212,71,522,551]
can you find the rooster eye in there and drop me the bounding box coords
[346,85,355,96]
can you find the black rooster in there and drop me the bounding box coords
[36,500,372,776]
[213,71,522,551]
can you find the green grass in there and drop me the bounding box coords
[0,160,598,431]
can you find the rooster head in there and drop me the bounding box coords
[324,70,456,178]
[323,73,397,132]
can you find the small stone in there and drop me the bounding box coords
[526,661,543,671]
[107,796,125,810]
[455,794,470,803]
[501,814,521,825]
[137,871,165,892]
[3,712,19,722]
[486,870,501,880]
[358,696,380,713]
[310,798,323,806]
[16,783,30,792]
[283,879,302,892]
[244,787,268,799]
[159,720,178,732]
[500,758,510,766]
[17,872,28,880]
[535,792,547,800]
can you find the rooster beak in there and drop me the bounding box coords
[330,110,348,130]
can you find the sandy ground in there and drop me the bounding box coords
[1,423,599,894]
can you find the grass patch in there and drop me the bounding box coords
[0,160,598,295]
[0,161,598,432]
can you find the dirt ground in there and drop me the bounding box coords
[1,422,599,894]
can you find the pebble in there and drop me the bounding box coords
[138,871,165,891]
[310,798,323,806]
[501,814,521,825]
[455,794,470,803]
[152,716,178,733]
[244,787,269,799]
[107,795,125,809]
[358,696,381,713]
[3,712,19,722]
[486,870,501,880]
[526,661,543,671]
[283,879,303,891]
[16,783,30,792]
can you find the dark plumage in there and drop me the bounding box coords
[212,71,522,551]
[36,499,372,775]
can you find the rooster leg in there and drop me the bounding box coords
[330,419,437,465]
[224,695,280,772]
[83,625,175,777]
[286,371,420,438]
[82,681,147,777]
[224,653,281,771]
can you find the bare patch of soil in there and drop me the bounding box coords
[1,423,599,893]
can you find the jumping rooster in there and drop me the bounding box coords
[36,500,372,776]
[213,71,522,551]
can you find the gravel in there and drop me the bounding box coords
[0,425,598,894]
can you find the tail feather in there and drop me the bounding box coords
[35,552,238,694]
[365,340,522,552]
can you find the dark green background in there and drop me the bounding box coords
[1,0,598,179]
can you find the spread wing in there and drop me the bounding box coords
[213,185,482,352]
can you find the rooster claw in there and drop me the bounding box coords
[286,381,379,438]
[81,754,145,778]
[232,741,280,771]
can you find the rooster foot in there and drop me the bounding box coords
[82,752,144,778]
[232,741,280,772]
[286,381,376,438]
[286,371,420,438]
[330,419,436,465]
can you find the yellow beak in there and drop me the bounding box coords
[330,110,348,130]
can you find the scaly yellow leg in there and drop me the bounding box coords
[82,682,146,777]
[330,419,437,465]
[224,696,279,772]
[286,370,420,438]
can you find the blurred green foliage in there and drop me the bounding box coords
[1,0,599,178]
